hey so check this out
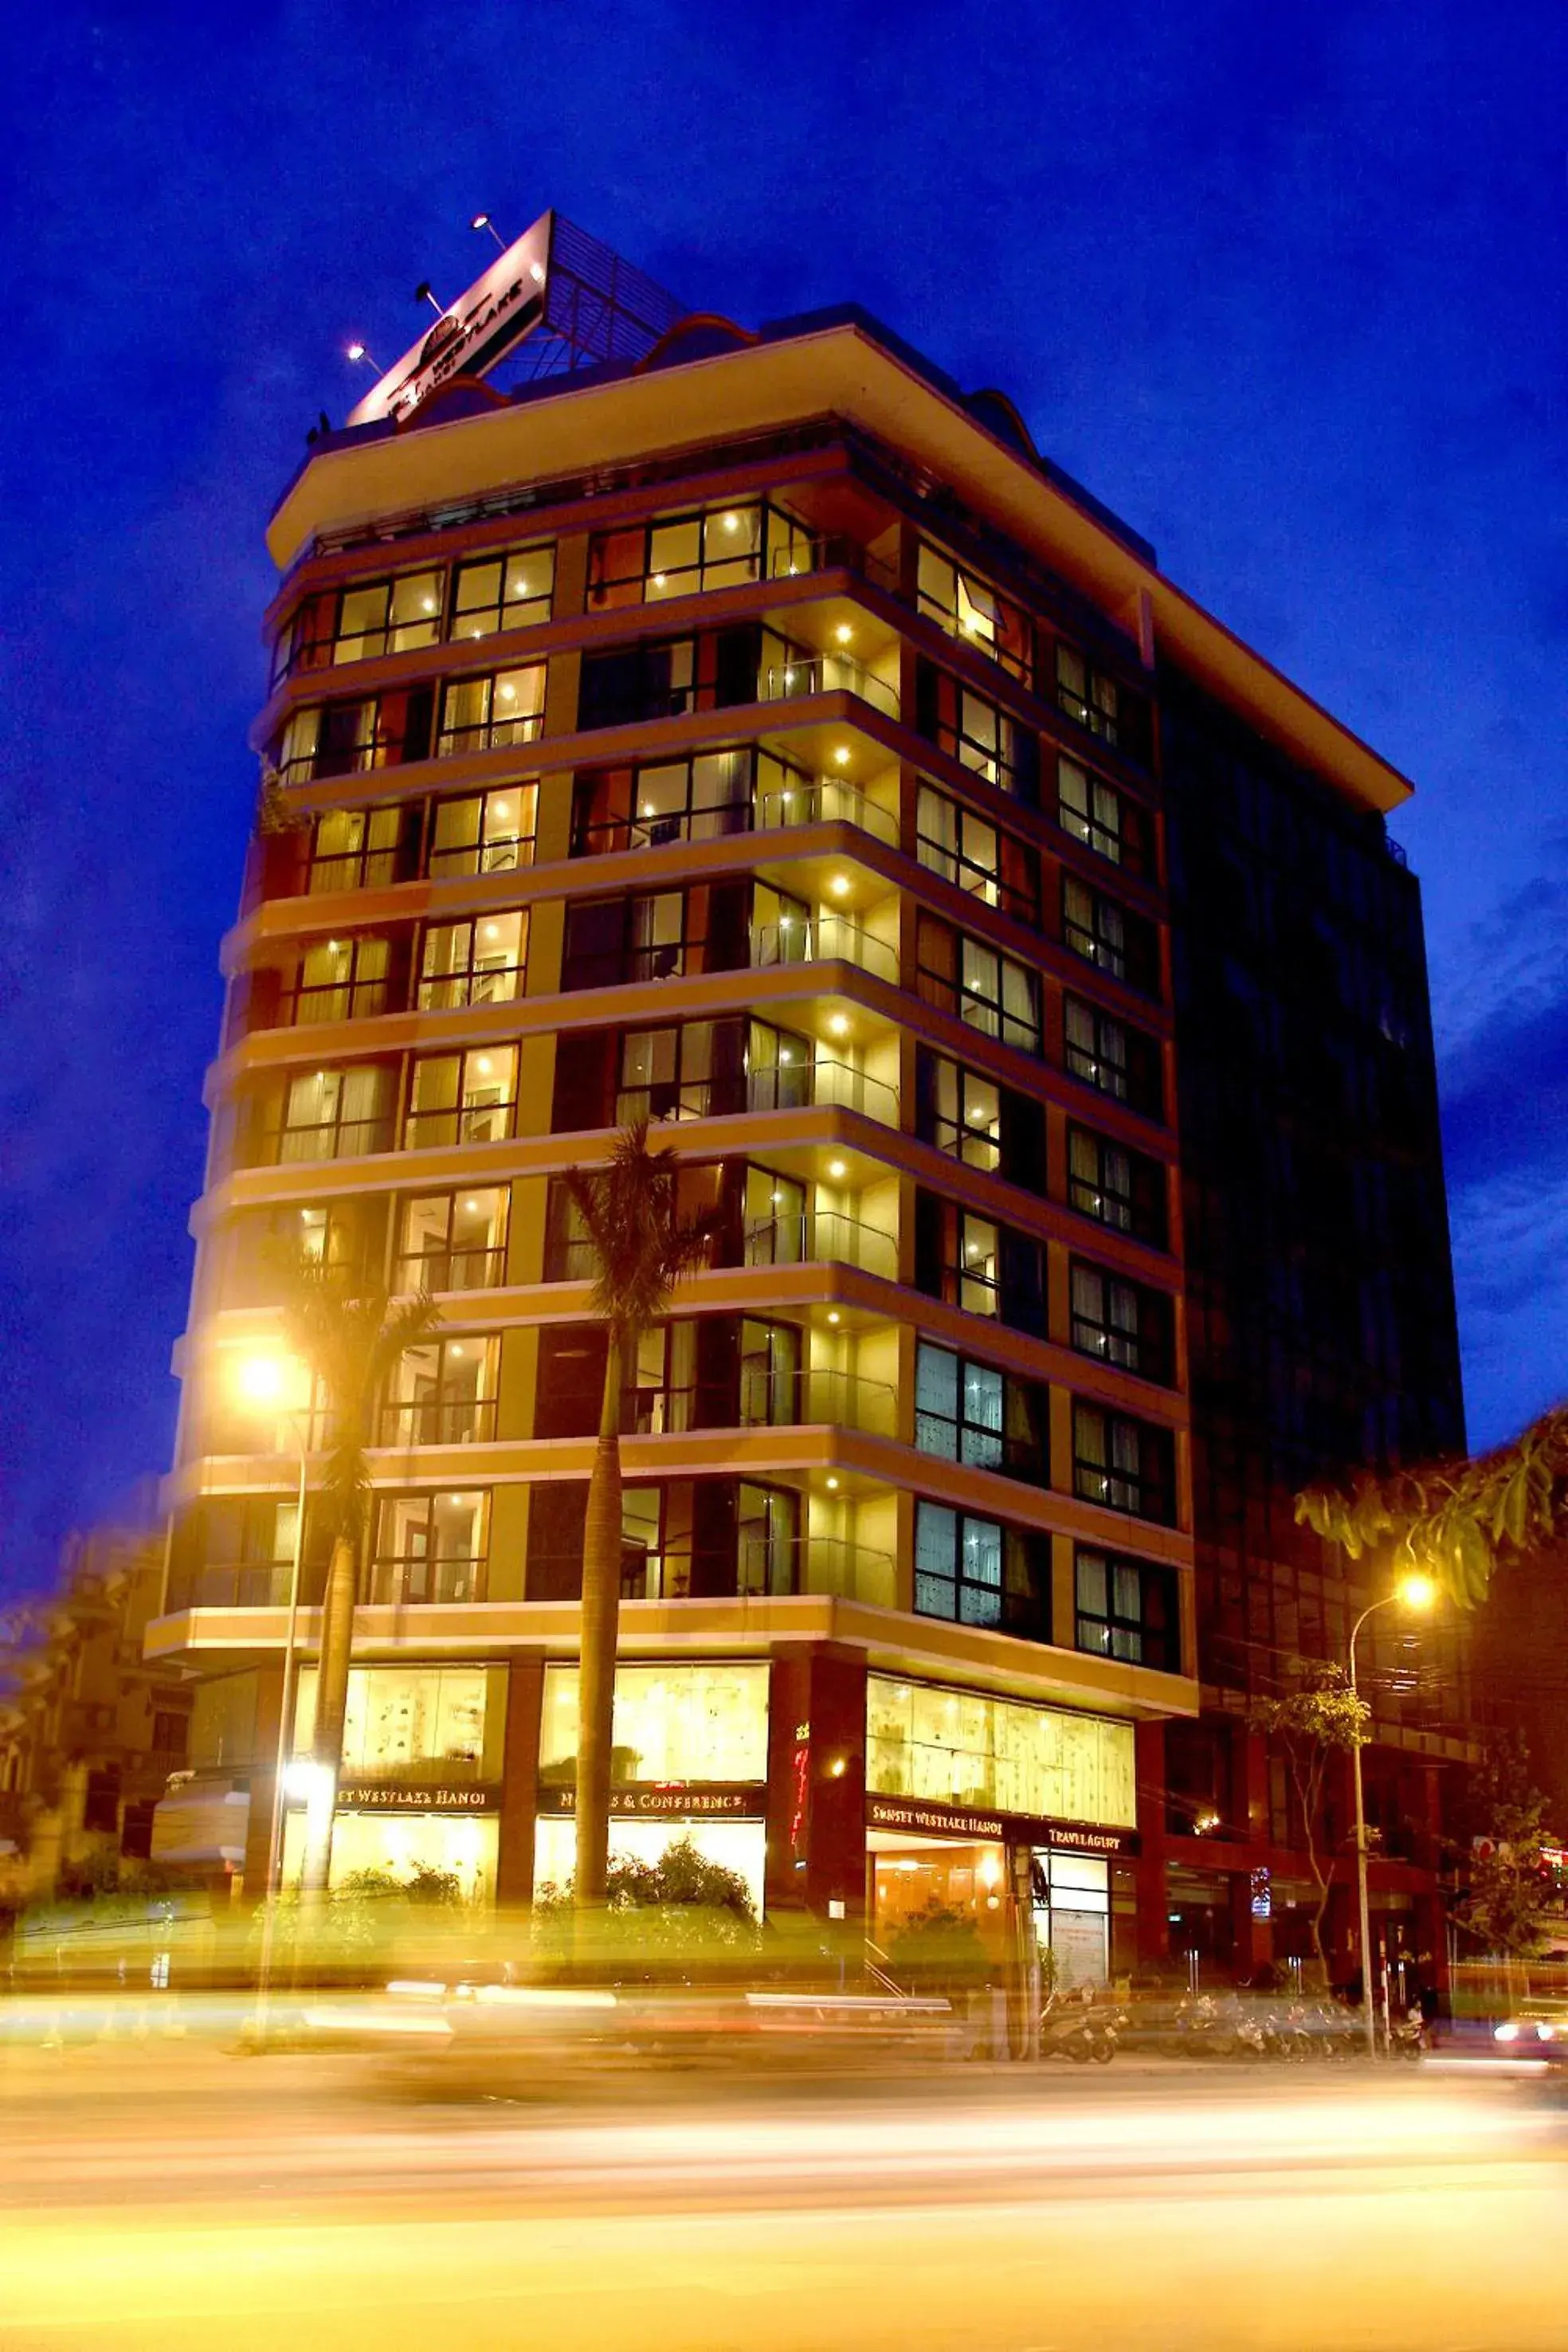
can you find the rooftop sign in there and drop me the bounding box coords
[347,212,555,430]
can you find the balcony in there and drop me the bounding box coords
[390,1241,509,1293]
[751,909,899,986]
[618,1054,899,1131]
[741,1205,899,1282]
[365,1552,487,1605]
[767,534,900,598]
[165,1563,296,1611]
[378,1399,499,1448]
[751,772,900,849]
[624,1367,897,1441]
[762,651,899,722]
[794,1535,898,1606]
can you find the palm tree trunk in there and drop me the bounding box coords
[301,1530,357,1895]
[575,1335,629,1908]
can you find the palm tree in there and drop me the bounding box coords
[564,1123,720,1908]
[282,1266,441,1894]
[1297,1401,1568,1609]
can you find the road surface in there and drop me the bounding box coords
[1,2036,1564,2349]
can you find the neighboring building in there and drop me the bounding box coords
[145,210,1461,1988]
[0,1523,192,1906]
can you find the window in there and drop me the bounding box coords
[169,1495,299,1609]
[917,916,1041,1055]
[958,1211,1000,1316]
[1069,1261,1174,1384]
[370,1490,489,1605]
[587,504,764,606]
[616,1021,724,1123]
[436,666,546,755]
[1075,1550,1178,1672]
[915,1051,1000,1171]
[916,545,1030,679]
[563,890,711,990]
[1064,997,1163,1119]
[916,784,1040,926]
[742,1165,808,1265]
[539,1662,770,1782]
[294,1664,501,1782]
[382,1333,500,1445]
[393,1188,509,1292]
[450,544,554,637]
[1072,1405,1176,1524]
[1067,1126,1167,1247]
[427,786,537,877]
[915,1343,1049,1482]
[738,1318,802,1427]
[1056,644,1149,761]
[277,689,432,782]
[746,1017,813,1113]
[293,1201,374,1284]
[305,805,403,895]
[1063,876,1157,992]
[867,1675,1135,1822]
[578,628,771,731]
[751,883,812,968]
[417,910,527,1009]
[274,570,442,683]
[272,1064,394,1162]
[1058,757,1149,872]
[915,1502,1002,1629]
[916,661,1027,794]
[405,1046,517,1148]
[571,750,751,854]
[737,1483,799,1598]
[912,1505,1050,1640]
[287,933,390,1025]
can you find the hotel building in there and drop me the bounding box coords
[147,216,1463,1987]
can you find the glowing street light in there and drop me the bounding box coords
[471,213,507,252]
[229,1349,312,2030]
[344,341,380,372]
[1350,1570,1437,2056]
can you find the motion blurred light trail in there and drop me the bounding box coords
[0,2046,1564,2349]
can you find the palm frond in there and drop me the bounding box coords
[563,1123,722,1348]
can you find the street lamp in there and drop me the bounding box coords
[231,1350,311,2032]
[1349,1571,1436,2056]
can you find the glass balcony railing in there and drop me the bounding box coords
[797,1535,898,1607]
[767,535,900,597]
[751,911,900,985]
[617,1055,899,1130]
[622,1368,897,1441]
[164,1562,318,1612]
[365,1552,487,1605]
[741,1206,899,1282]
[762,653,900,720]
[751,773,899,848]
[378,1399,499,1447]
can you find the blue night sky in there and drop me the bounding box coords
[2,2,1565,1597]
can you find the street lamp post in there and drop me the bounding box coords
[1348,1574,1436,2058]
[233,1355,310,2036]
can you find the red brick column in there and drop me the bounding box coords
[496,1656,544,1909]
[241,1666,284,1899]
[1134,1719,1169,1970]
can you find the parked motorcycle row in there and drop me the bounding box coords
[1037,1985,1429,2064]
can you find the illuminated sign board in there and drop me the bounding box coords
[542,1785,764,1819]
[336,1782,501,1813]
[348,212,555,430]
[865,1794,1139,1857]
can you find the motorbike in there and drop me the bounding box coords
[1040,1985,1120,2063]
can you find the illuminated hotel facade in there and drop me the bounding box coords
[147,217,1463,1987]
